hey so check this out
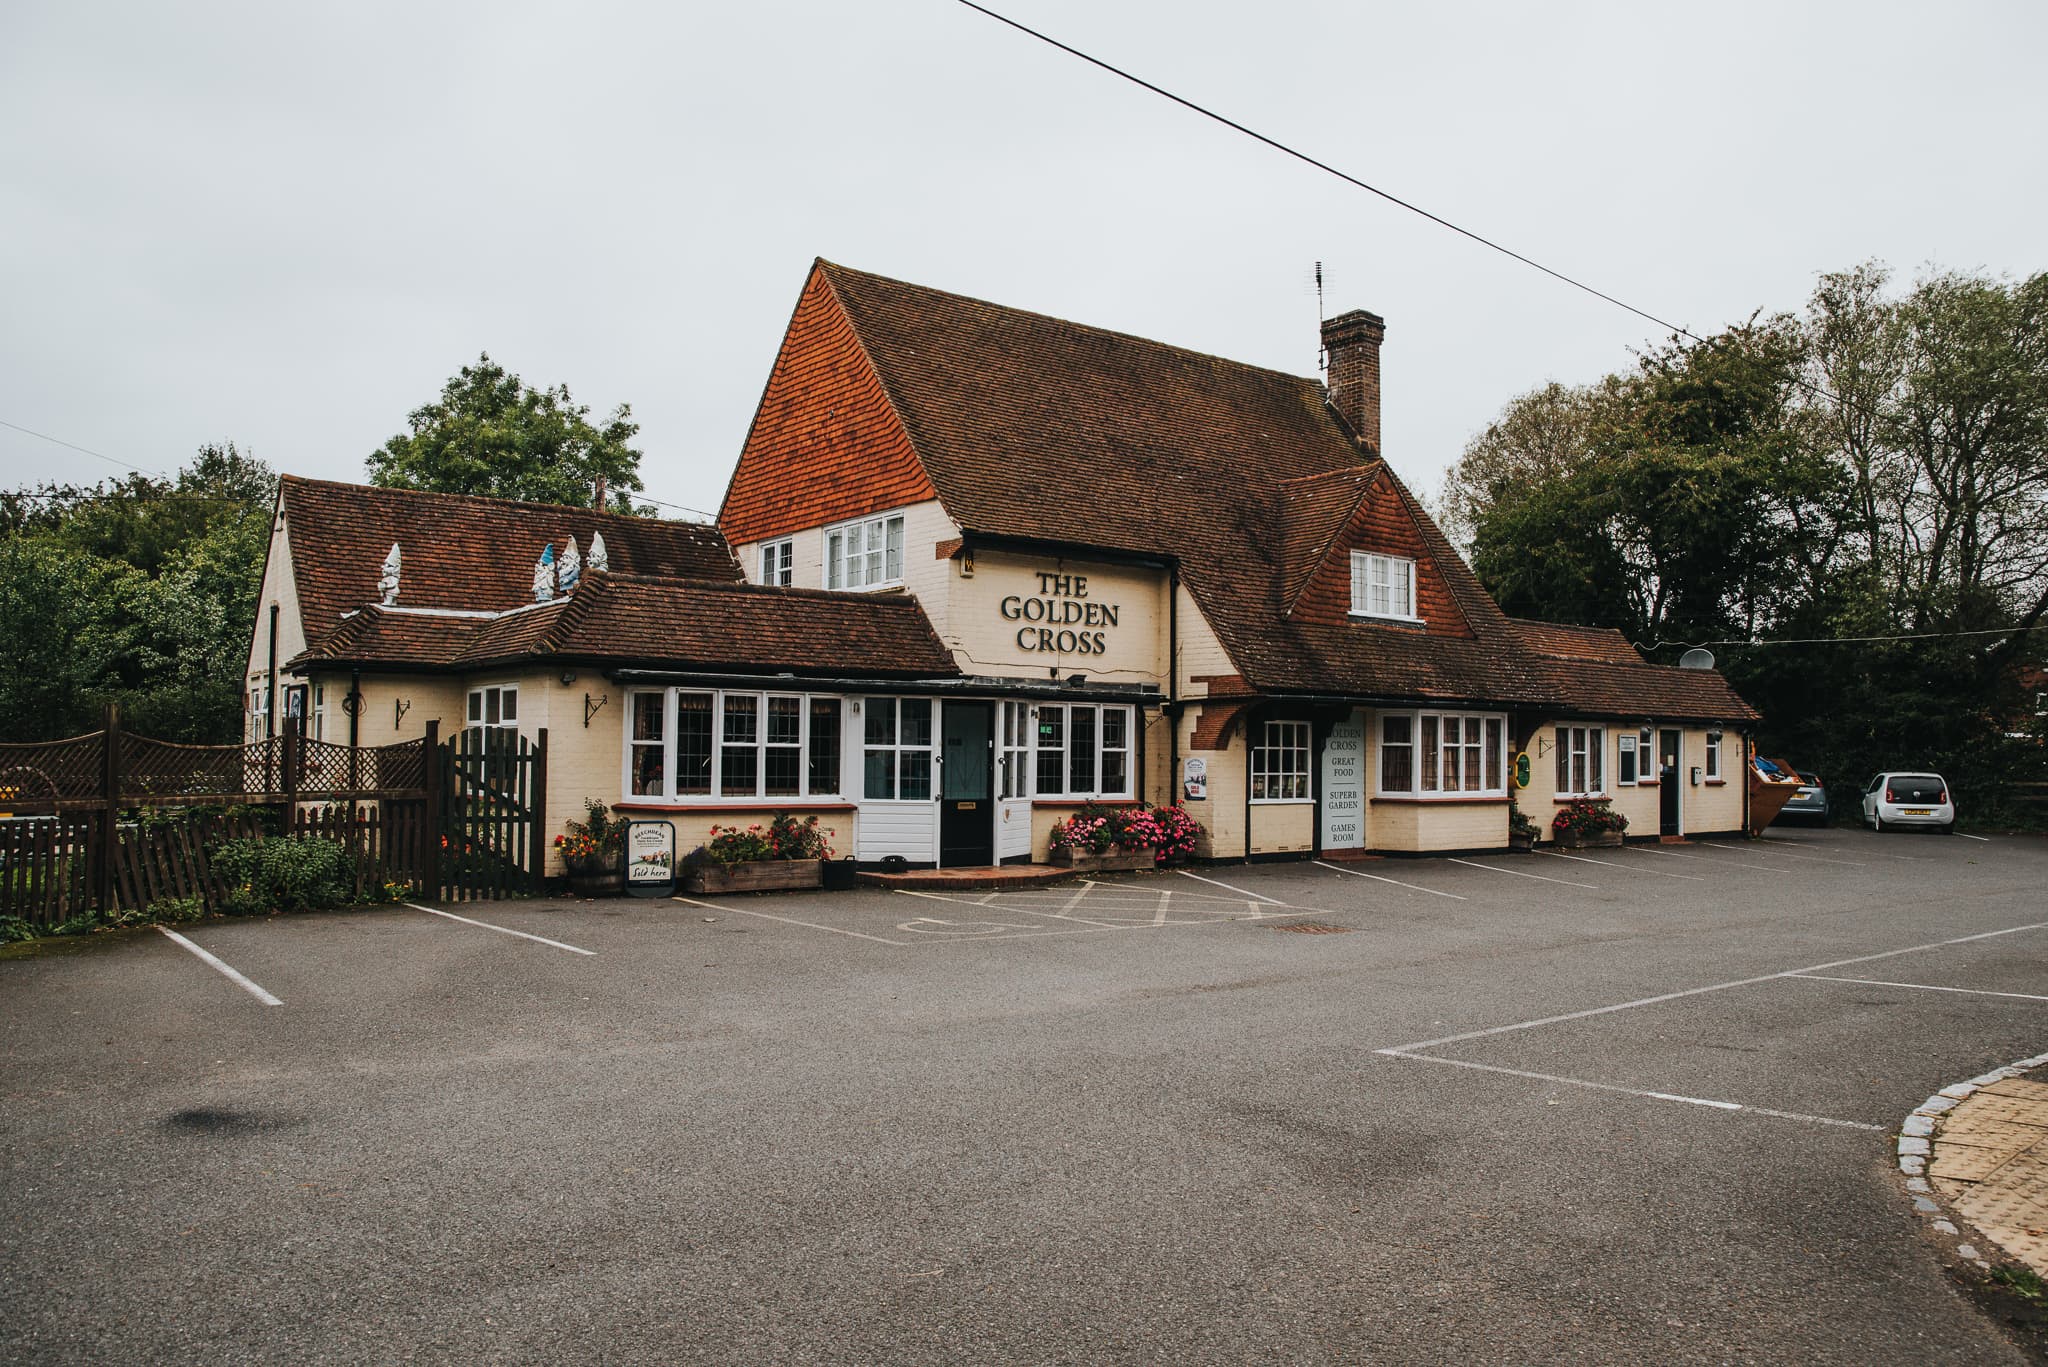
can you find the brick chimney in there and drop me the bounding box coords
[1321,309,1386,455]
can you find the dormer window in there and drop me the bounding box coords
[1350,552,1420,623]
[759,538,793,586]
[825,513,905,591]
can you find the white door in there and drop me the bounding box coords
[996,700,1033,861]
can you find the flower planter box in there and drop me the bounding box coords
[1554,830,1624,850]
[566,869,625,898]
[1507,831,1536,854]
[1049,848,1155,873]
[682,859,824,895]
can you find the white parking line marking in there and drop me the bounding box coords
[1627,846,1801,874]
[1756,837,1919,862]
[1446,857,1598,890]
[687,898,912,945]
[1177,869,1283,904]
[1699,840,1864,867]
[1787,974,2048,1004]
[157,926,284,1006]
[1378,919,2048,1053]
[1379,1050,1880,1131]
[1540,850,1704,880]
[406,903,595,955]
[1960,833,1992,842]
[1314,860,1466,900]
[897,886,1124,928]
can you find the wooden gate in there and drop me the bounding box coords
[432,726,548,902]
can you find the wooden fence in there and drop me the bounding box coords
[0,708,546,930]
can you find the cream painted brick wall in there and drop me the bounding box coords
[1176,589,1235,696]
[1362,802,1514,853]
[1180,709,1245,859]
[733,498,957,602]
[941,550,1167,689]
[1249,801,1314,855]
[244,513,308,682]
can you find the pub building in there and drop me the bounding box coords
[246,260,1757,875]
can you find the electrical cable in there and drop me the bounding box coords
[0,418,164,477]
[1642,624,2043,651]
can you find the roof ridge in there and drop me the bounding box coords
[599,571,932,608]
[818,259,1329,391]
[280,474,725,534]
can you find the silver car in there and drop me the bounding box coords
[1860,772,1955,833]
[1773,771,1828,825]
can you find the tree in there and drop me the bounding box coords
[1443,262,2048,820]
[366,354,649,511]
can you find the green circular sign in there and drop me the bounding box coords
[1514,751,1532,789]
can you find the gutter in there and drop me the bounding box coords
[608,668,1164,705]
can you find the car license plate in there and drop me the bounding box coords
[1904,808,1932,816]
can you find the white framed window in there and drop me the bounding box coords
[1705,732,1723,780]
[759,538,793,586]
[1617,733,1639,786]
[247,685,270,742]
[311,683,327,743]
[825,512,905,591]
[1555,726,1606,797]
[1033,703,1133,799]
[1377,711,1505,796]
[1349,552,1420,622]
[998,700,1032,800]
[467,684,519,731]
[623,688,842,802]
[1252,720,1312,802]
[863,697,933,801]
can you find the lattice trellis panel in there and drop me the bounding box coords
[120,735,271,802]
[0,733,106,804]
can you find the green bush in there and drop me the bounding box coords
[0,915,35,943]
[210,836,354,917]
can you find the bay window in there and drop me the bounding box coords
[1555,726,1606,798]
[624,688,843,802]
[1376,711,1507,796]
[1033,703,1133,800]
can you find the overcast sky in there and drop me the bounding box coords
[4,1,2044,518]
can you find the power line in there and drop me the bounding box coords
[952,0,1702,345]
[0,418,163,477]
[1645,625,2043,651]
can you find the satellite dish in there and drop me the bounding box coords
[1679,648,1716,671]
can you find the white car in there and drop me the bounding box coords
[1860,772,1955,833]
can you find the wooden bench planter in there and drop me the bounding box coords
[1554,830,1624,850]
[1048,848,1155,873]
[681,859,823,895]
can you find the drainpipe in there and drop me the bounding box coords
[1167,566,1181,802]
[348,668,361,749]
[266,604,279,738]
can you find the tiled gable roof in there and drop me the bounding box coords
[291,574,959,680]
[279,476,740,640]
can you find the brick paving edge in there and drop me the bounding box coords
[1897,1048,2048,1271]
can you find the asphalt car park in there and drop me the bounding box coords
[5,829,2047,1364]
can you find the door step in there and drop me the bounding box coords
[1659,835,1693,845]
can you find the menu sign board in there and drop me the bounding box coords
[1320,716,1366,850]
[626,820,676,897]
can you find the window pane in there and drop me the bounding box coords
[864,749,895,800]
[1556,729,1570,792]
[1590,730,1604,792]
[898,750,931,800]
[1619,737,1637,785]
[866,699,897,747]
[632,693,663,742]
[1485,719,1502,789]
[723,695,757,744]
[901,698,932,748]
[484,690,501,726]
[631,743,663,797]
[499,690,516,722]
[1102,707,1127,751]
[827,533,843,588]
[677,694,713,795]
[885,517,903,581]
[765,746,801,796]
[1442,728,1462,791]
[809,700,841,795]
[1070,706,1097,794]
[1380,715,1413,793]
[1392,559,1413,616]
[722,743,758,796]
[1101,748,1127,797]
[767,696,802,745]
[1421,716,1439,791]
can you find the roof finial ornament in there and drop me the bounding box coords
[378,543,402,605]
[588,531,609,574]
[533,543,557,603]
[559,534,582,592]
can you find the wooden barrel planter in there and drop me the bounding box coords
[1049,848,1156,873]
[565,867,625,898]
[682,859,824,895]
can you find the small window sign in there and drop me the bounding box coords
[625,820,676,897]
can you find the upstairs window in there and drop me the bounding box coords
[825,513,905,591]
[759,538,793,586]
[1350,552,1419,622]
